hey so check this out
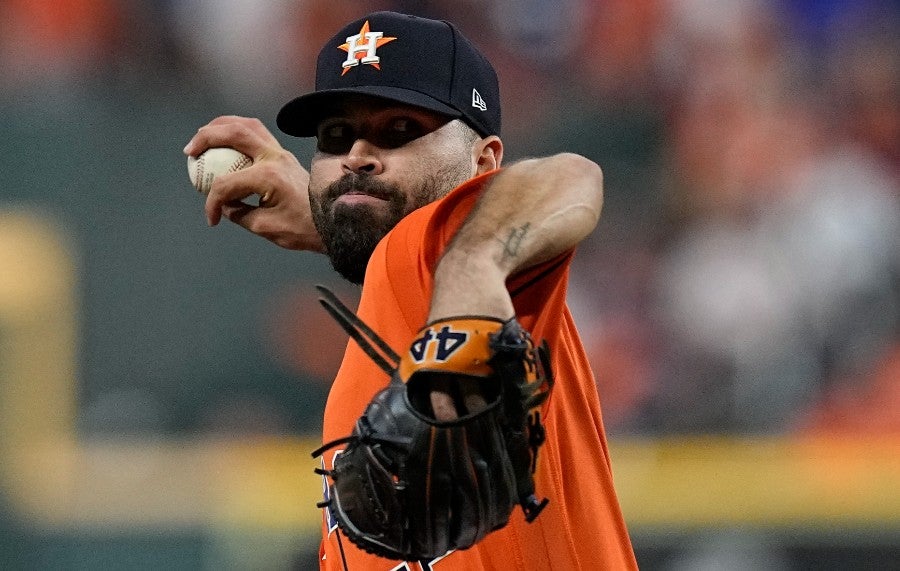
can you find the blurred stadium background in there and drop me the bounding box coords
[1,0,897,569]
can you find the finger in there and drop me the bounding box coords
[220,202,257,226]
[185,116,279,157]
[185,116,254,154]
[456,375,488,414]
[204,198,246,227]
[429,377,459,421]
[219,201,282,246]
[221,202,275,238]
[430,390,458,421]
[462,388,488,414]
[221,202,317,251]
[204,167,270,226]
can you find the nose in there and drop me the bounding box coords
[342,138,384,175]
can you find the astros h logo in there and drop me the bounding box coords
[338,20,397,76]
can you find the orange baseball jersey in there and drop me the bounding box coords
[318,170,637,570]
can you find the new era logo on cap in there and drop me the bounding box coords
[472,89,487,111]
[276,12,501,138]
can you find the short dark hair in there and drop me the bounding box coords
[452,119,481,145]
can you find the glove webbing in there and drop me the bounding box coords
[310,285,409,463]
[315,284,399,375]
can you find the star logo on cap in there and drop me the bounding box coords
[338,20,397,76]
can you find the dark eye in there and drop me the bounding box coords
[377,117,425,149]
[316,122,355,154]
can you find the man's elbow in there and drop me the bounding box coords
[552,152,604,226]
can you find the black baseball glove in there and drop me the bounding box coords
[312,286,553,561]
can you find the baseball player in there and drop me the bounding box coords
[184,11,637,571]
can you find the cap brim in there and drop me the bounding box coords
[276,86,461,137]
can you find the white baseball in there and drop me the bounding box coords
[187,147,253,194]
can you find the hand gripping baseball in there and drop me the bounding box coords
[311,286,554,561]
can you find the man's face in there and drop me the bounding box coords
[308,96,477,284]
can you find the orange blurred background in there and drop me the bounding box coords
[0,0,897,568]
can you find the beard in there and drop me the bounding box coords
[310,163,470,284]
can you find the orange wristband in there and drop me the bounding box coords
[398,317,505,381]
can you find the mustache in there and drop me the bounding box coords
[324,174,401,203]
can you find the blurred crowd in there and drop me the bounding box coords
[1,0,897,438]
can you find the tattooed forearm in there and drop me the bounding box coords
[498,222,531,262]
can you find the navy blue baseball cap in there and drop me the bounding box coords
[277,12,501,138]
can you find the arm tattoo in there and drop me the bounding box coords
[498,222,531,263]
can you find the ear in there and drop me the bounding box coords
[473,136,503,175]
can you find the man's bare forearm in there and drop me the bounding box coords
[428,153,603,321]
